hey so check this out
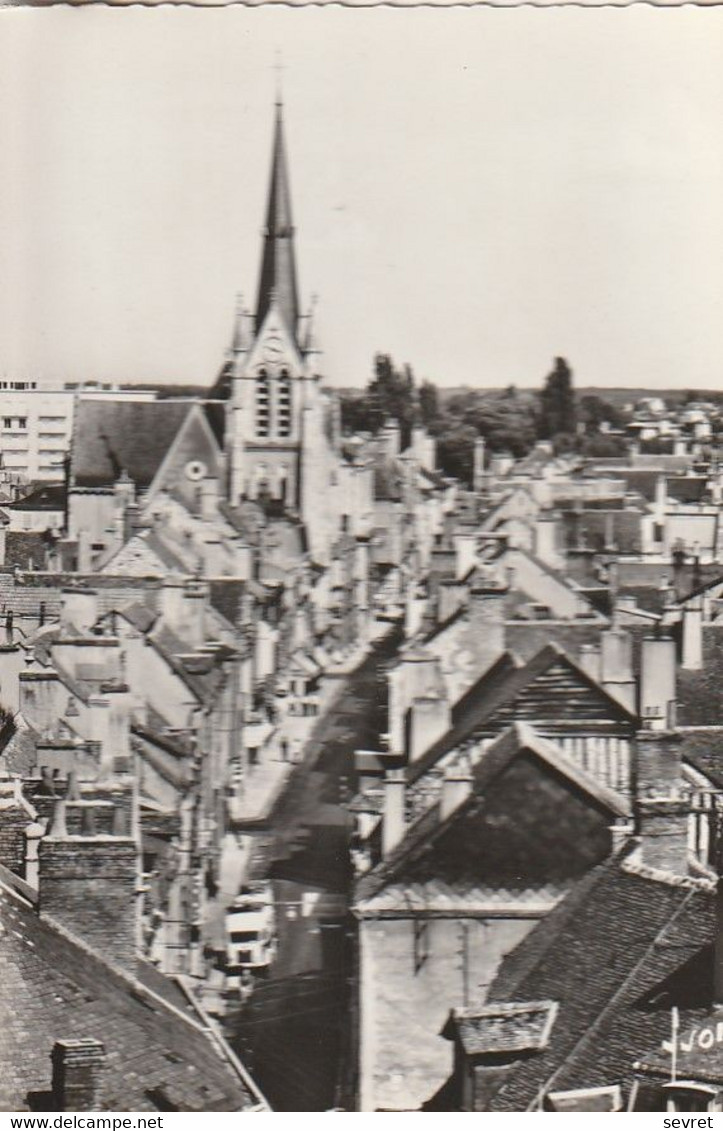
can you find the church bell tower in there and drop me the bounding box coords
[224,99,337,561]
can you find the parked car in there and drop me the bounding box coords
[225,882,277,972]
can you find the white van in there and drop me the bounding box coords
[225,882,277,971]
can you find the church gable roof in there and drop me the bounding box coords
[70,401,195,490]
[144,404,224,510]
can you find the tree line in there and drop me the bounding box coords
[339,354,627,484]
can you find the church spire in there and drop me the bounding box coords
[256,100,300,342]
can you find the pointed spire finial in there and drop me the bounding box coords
[304,293,321,356]
[256,99,299,340]
[230,292,247,356]
[274,50,285,108]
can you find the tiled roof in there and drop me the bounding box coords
[406,642,635,793]
[70,401,194,489]
[0,882,265,1111]
[478,855,715,1111]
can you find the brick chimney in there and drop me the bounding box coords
[38,794,140,972]
[51,1039,106,1111]
[636,728,682,798]
[462,581,507,674]
[382,769,406,858]
[387,645,444,758]
[639,635,677,729]
[634,729,690,876]
[103,683,132,773]
[636,796,690,876]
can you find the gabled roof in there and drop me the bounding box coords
[408,643,636,790]
[8,483,67,512]
[406,652,518,786]
[356,722,630,905]
[0,881,266,1111]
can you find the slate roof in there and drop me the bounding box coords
[70,401,194,489]
[475,854,715,1111]
[0,573,161,626]
[0,882,267,1111]
[356,722,630,906]
[8,484,67,512]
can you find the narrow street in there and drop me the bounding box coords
[225,628,400,1111]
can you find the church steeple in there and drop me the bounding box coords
[256,100,300,343]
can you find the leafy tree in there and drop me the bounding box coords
[579,394,624,433]
[539,357,576,439]
[419,380,440,426]
[366,354,418,446]
[435,422,478,484]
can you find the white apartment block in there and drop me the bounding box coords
[0,381,157,482]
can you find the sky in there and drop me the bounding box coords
[0,7,722,391]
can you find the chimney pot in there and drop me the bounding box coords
[382,769,406,858]
[51,1039,106,1112]
[639,635,677,728]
